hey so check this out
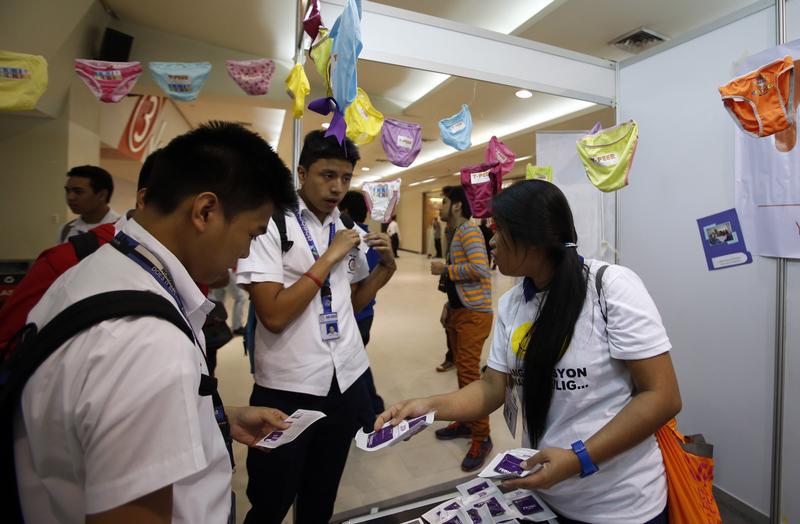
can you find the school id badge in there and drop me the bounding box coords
[319,312,340,341]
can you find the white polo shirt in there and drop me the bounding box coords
[487,260,670,524]
[237,200,370,396]
[15,218,231,523]
[59,207,121,242]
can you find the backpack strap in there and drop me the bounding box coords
[59,219,77,243]
[595,264,610,323]
[68,230,102,260]
[272,210,293,253]
[1,290,195,524]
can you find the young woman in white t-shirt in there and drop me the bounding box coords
[375,180,681,524]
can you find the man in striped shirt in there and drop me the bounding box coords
[430,185,494,471]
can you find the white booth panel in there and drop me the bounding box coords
[619,7,776,515]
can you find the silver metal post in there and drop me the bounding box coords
[613,61,621,264]
[770,2,786,523]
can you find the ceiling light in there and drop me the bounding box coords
[515,155,533,162]
[321,122,330,129]
[361,167,370,172]
[515,89,533,99]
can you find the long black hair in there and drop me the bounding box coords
[491,180,588,446]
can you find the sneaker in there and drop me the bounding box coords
[435,422,472,440]
[461,437,493,472]
[436,360,455,372]
[232,327,246,337]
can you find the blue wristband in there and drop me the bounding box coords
[571,440,599,478]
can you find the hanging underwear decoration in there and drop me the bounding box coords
[525,164,553,182]
[148,62,211,102]
[345,88,384,145]
[0,50,48,111]
[303,0,323,43]
[576,120,638,193]
[308,96,347,146]
[74,59,142,103]
[328,0,362,109]
[362,179,401,223]
[460,161,501,219]
[310,27,333,94]
[718,55,795,138]
[485,136,516,175]
[439,104,473,151]
[226,58,275,96]
[381,118,423,167]
[285,63,310,119]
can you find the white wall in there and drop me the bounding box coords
[619,6,776,515]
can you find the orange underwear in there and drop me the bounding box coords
[719,56,795,137]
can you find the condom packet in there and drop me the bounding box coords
[255,409,326,449]
[355,411,435,451]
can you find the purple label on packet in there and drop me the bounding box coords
[444,502,461,511]
[512,495,543,515]
[265,431,283,442]
[367,426,395,448]
[494,454,524,475]
[476,497,504,517]
[467,508,482,523]
[408,415,427,428]
[466,481,490,495]
[442,516,464,524]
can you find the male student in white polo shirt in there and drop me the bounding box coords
[14,122,298,524]
[237,130,397,524]
[59,165,121,242]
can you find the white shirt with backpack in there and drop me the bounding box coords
[58,208,121,242]
[14,218,231,523]
[487,259,671,524]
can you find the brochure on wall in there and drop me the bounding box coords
[696,208,752,271]
[733,38,800,258]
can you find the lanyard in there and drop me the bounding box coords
[293,210,336,315]
[111,232,234,466]
[111,232,198,346]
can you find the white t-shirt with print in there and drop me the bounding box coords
[487,259,671,524]
[237,201,371,395]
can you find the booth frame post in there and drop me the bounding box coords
[770,1,787,523]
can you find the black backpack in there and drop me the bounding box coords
[0,290,225,523]
[242,211,293,359]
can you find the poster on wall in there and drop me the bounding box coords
[733,38,800,258]
[536,132,613,261]
[696,208,752,271]
[117,95,166,161]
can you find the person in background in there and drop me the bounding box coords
[430,185,494,472]
[433,216,443,258]
[339,190,385,415]
[59,165,120,242]
[210,267,248,336]
[480,218,496,270]
[379,180,681,524]
[387,216,400,258]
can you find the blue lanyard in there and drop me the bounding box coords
[293,210,336,315]
[111,232,199,345]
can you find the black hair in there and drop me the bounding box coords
[298,130,360,170]
[339,190,368,223]
[137,149,160,191]
[442,185,472,219]
[144,121,297,218]
[491,180,588,447]
[67,165,114,203]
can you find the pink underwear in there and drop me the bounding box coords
[74,59,143,103]
[226,59,275,96]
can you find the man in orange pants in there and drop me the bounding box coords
[431,186,494,471]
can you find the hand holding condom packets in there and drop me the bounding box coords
[478,448,542,480]
[355,411,435,451]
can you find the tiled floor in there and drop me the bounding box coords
[216,252,518,523]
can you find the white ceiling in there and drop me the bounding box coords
[101,0,761,187]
